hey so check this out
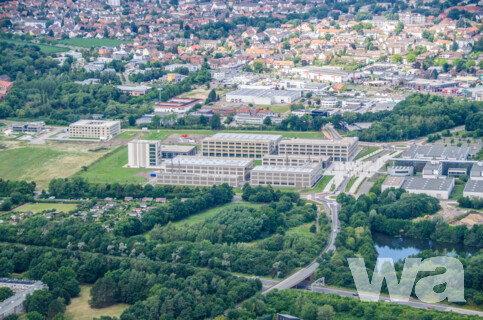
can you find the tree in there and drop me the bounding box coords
[406,53,416,63]
[207,89,217,103]
[263,116,272,126]
[317,305,335,320]
[395,22,404,35]
[0,287,13,302]
[391,54,403,63]
[26,312,45,320]
[47,298,66,320]
[128,115,136,126]
[302,303,318,320]
[0,257,13,277]
[210,114,222,130]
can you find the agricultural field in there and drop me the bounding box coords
[173,201,262,227]
[0,142,110,189]
[0,39,68,53]
[12,202,78,213]
[75,146,147,184]
[57,38,130,48]
[65,285,128,320]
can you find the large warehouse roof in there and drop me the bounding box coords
[226,89,301,99]
[167,157,253,167]
[402,177,454,191]
[402,145,469,161]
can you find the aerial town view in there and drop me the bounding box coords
[0,0,482,319]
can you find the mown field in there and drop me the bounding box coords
[57,38,131,48]
[12,203,78,213]
[0,143,109,189]
[0,39,68,53]
[75,146,147,184]
[65,285,128,320]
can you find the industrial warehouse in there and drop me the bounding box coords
[225,89,301,105]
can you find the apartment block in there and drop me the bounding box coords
[155,157,254,187]
[69,120,121,140]
[262,154,332,168]
[250,163,323,188]
[278,137,358,161]
[128,140,162,168]
[201,133,282,158]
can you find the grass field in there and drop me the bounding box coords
[13,203,78,213]
[57,38,130,48]
[143,129,327,140]
[114,131,139,139]
[173,201,262,227]
[264,105,290,113]
[0,143,110,189]
[75,146,147,184]
[354,146,380,160]
[450,183,465,200]
[65,285,128,320]
[0,39,68,53]
[345,176,358,192]
[285,222,314,238]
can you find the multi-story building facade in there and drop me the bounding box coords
[128,140,162,168]
[155,157,254,187]
[68,120,121,140]
[250,163,323,188]
[262,154,332,168]
[278,137,359,161]
[201,133,282,158]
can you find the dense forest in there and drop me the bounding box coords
[348,94,483,142]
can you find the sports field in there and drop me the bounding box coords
[65,285,128,320]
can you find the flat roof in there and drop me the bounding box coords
[402,177,454,191]
[226,88,301,99]
[252,165,318,173]
[292,66,355,76]
[402,145,469,161]
[464,179,483,194]
[70,120,120,127]
[161,145,196,152]
[167,157,252,167]
[423,161,442,170]
[279,137,358,145]
[208,133,283,141]
[263,154,331,160]
[383,176,405,187]
[470,162,483,176]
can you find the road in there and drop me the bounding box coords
[257,279,483,317]
[263,193,340,294]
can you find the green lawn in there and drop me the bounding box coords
[354,146,380,160]
[0,39,68,53]
[173,201,262,227]
[143,129,327,140]
[65,285,128,320]
[266,105,291,113]
[57,38,131,48]
[345,177,358,192]
[0,144,108,189]
[13,203,78,213]
[285,222,314,238]
[450,183,465,200]
[114,131,139,139]
[311,175,334,193]
[75,146,147,184]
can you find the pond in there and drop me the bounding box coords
[372,232,479,263]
